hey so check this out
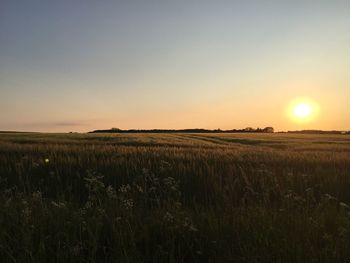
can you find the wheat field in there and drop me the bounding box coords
[1,132,350,262]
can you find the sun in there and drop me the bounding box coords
[288,98,319,123]
[293,103,312,119]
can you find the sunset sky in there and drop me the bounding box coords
[1,1,349,132]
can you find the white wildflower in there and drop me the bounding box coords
[340,202,350,211]
[122,199,134,210]
[163,212,174,223]
[106,186,117,199]
[118,184,131,193]
[51,201,66,208]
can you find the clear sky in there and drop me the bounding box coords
[1,0,349,132]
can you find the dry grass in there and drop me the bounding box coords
[1,132,350,262]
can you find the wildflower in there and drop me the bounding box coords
[106,186,117,199]
[51,201,66,208]
[23,207,31,218]
[160,160,171,166]
[189,225,198,232]
[163,177,175,186]
[339,202,350,211]
[163,212,174,223]
[84,201,92,209]
[45,158,50,163]
[122,199,134,210]
[32,191,42,200]
[305,187,313,193]
[322,233,332,241]
[183,217,190,227]
[141,168,149,176]
[324,193,338,203]
[97,207,105,215]
[72,243,82,256]
[118,184,131,193]
[174,201,182,208]
[149,186,157,192]
[135,185,143,193]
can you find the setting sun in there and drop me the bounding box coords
[293,103,312,119]
[288,98,319,124]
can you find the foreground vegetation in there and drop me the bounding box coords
[1,132,350,262]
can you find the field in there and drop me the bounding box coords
[1,132,350,262]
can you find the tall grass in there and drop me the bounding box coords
[0,132,350,262]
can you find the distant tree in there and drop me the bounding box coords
[263,127,274,133]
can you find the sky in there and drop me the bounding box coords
[1,0,349,132]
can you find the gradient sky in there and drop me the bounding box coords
[1,0,349,132]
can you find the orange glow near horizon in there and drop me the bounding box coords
[288,98,320,125]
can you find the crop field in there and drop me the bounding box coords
[1,132,350,262]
